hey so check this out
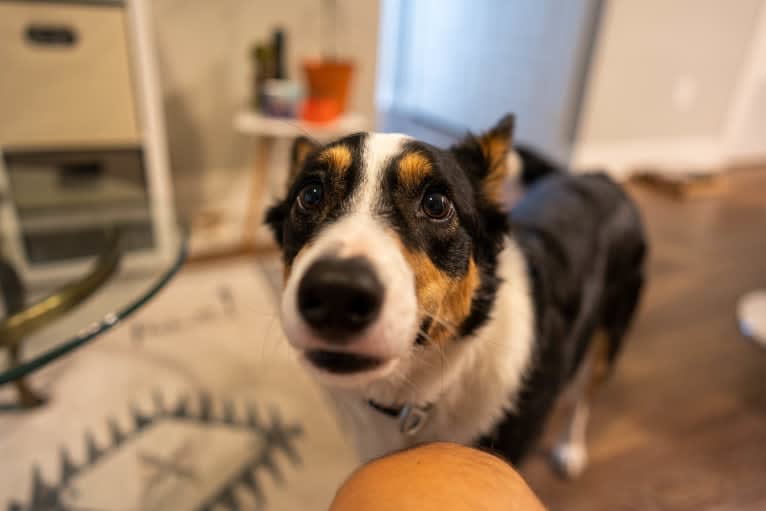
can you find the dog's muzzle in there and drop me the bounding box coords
[297,256,385,372]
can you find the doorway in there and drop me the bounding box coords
[376,0,602,164]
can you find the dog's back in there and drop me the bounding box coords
[481,171,647,466]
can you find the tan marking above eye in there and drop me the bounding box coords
[397,243,480,347]
[398,152,433,191]
[318,145,353,176]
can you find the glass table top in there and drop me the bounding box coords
[0,227,187,384]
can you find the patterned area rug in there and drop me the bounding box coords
[0,257,358,510]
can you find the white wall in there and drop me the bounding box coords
[574,0,766,175]
[724,3,766,163]
[149,0,380,214]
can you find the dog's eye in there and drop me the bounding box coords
[297,183,324,210]
[421,191,453,220]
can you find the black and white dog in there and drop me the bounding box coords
[266,115,646,477]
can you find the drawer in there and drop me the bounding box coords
[3,147,149,213]
[0,1,141,148]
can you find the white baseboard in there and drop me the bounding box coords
[571,135,728,179]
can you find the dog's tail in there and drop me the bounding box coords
[509,145,563,188]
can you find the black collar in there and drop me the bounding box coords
[367,399,434,435]
[367,399,404,418]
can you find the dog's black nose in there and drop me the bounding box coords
[298,257,383,342]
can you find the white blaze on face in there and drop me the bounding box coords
[280,133,419,385]
[352,133,409,212]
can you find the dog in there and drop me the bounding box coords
[265,114,647,477]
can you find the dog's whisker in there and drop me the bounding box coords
[334,395,361,425]
[419,314,457,336]
[437,338,447,396]
[419,309,459,334]
[400,375,422,403]
[430,276,460,328]
[241,303,280,320]
[420,332,448,397]
[259,317,279,367]
[416,328,437,344]
[410,349,441,371]
[417,299,453,400]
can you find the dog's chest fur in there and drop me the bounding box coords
[327,239,534,461]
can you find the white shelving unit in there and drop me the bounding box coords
[0,0,177,285]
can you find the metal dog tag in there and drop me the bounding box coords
[398,404,433,436]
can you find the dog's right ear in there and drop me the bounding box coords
[450,114,515,207]
[449,115,514,258]
[265,136,319,246]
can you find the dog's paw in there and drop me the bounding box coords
[551,442,588,479]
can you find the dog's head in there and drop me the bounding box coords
[265,115,515,388]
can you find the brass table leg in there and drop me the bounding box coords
[0,257,43,408]
[0,229,122,409]
[10,346,45,408]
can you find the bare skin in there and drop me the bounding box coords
[330,442,546,511]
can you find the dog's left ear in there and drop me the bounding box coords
[290,136,319,181]
[265,136,320,246]
[450,114,515,207]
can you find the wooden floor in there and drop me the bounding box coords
[520,167,766,510]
